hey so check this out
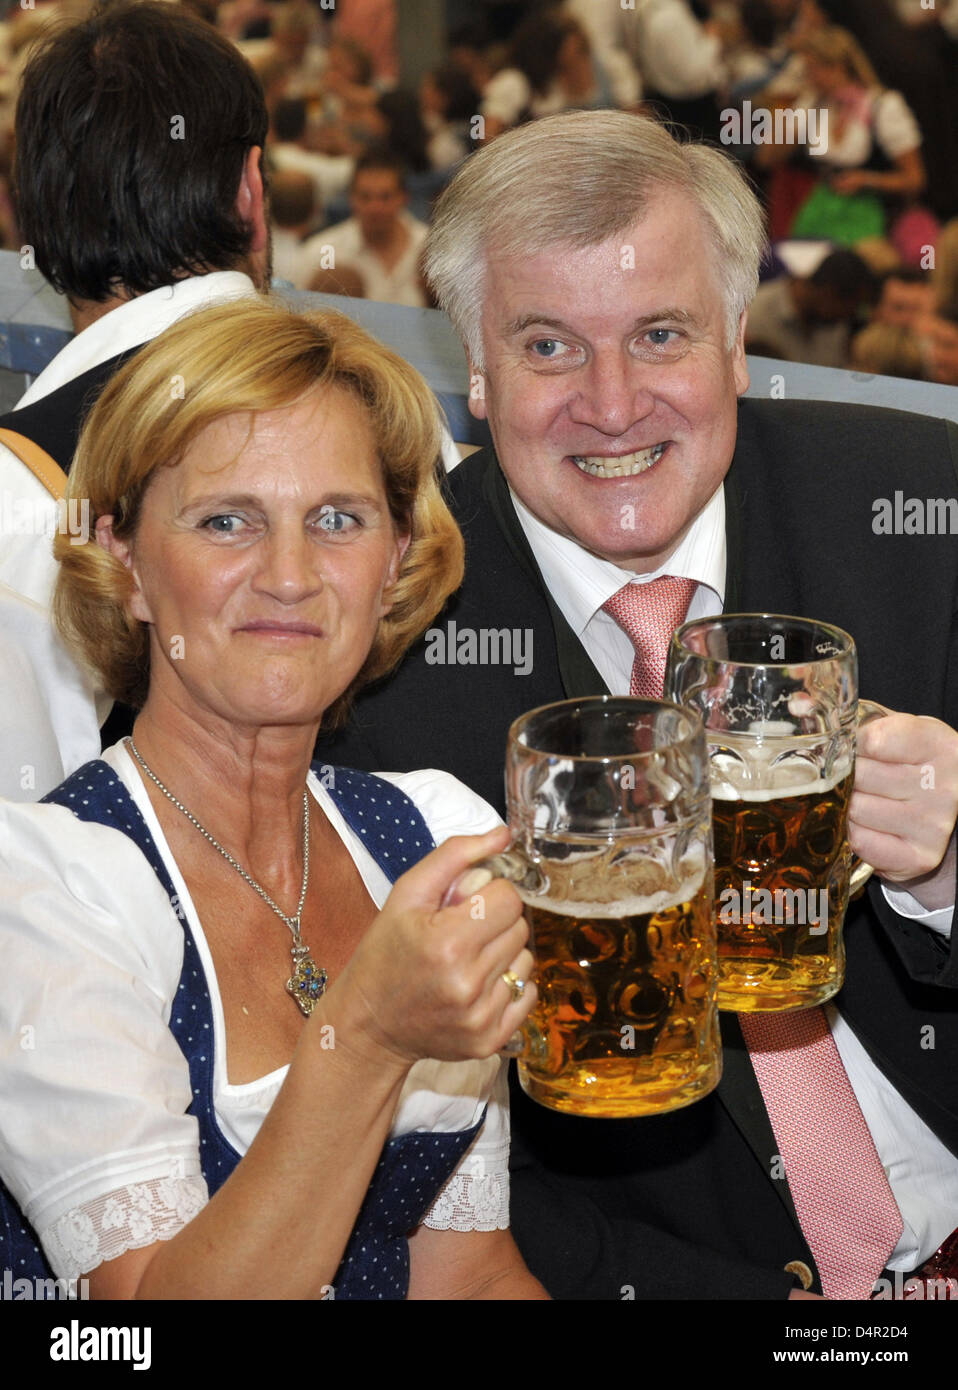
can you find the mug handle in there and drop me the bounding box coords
[849,699,889,897]
[440,848,546,908]
[442,849,543,1058]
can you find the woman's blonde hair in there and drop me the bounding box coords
[799,26,882,90]
[53,297,463,725]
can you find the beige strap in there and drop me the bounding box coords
[0,426,68,500]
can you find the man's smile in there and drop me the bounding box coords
[570,443,669,478]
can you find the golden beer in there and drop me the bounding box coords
[518,855,720,1118]
[711,762,853,1011]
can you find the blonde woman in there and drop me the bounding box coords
[788,26,926,242]
[0,299,544,1301]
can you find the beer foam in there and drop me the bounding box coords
[710,752,852,802]
[517,866,707,920]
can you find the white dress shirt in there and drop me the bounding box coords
[316,211,429,308]
[513,481,958,1269]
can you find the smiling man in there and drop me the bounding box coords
[320,111,958,1301]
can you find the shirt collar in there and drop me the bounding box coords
[17,272,257,407]
[510,482,727,638]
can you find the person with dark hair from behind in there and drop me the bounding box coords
[0,0,270,797]
[317,148,429,307]
[745,249,879,366]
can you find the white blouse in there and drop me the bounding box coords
[0,744,508,1281]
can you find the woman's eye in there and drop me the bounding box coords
[317,507,359,534]
[201,514,245,534]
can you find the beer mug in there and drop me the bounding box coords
[665,614,879,1013]
[483,696,720,1119]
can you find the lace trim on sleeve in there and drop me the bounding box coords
[421,1169,509,1233]
[41,1175,208,1281]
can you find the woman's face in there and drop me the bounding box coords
[105,386,407,732]
[805,54,850,94]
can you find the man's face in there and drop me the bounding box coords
[470,189,749,573]
[351,169,406,240]
[875,277,933,329]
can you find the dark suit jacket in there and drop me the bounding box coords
[321,396,958,1299]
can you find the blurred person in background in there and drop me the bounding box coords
[932,221,958,317]
[420,63,481,172]
[613,0,729,142]
[814,0,958,221]
[563,0,644,109]
[447,20,502,99]
[745,248,878,366]
[849,320,926,379]
[268,168,330,290]
[922,304,958,387]
[332,0,397,86]
[319,149,428,307]
[872,266,934,330]
[369,88,446,224]
[249,0,326,101]
[480,10,606,141]
[784,27,926,246]
[312,34,380,153]
[269,95,353,210]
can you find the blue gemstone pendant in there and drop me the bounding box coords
[286,935,328,1017]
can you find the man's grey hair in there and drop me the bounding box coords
[424,111,767,368]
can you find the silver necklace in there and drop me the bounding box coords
[127,737,327,1017]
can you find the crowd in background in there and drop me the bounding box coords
[0,0,957,384]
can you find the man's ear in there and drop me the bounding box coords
[237,146,268,255]
[732,308,750,397]
[96,515,153,624]
[467,361,488,421]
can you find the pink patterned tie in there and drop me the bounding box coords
[602,576,698,698]
[740,1009,903,1298]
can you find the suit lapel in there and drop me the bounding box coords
[723,453,745,615]
[484,459,610,699]
[719,1014,808,1239]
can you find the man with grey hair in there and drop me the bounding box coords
[321,110,958,1300]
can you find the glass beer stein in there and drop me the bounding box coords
[665,614,878,1013]
[485,696,720,1119]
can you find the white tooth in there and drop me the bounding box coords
[573,444,666,479]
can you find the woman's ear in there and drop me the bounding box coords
[380,529,412,614]
[95,515,154,624]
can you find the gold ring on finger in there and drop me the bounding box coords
[501,970,526,1002]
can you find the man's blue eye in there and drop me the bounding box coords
[647,329,675,346]
[532,340,561,357]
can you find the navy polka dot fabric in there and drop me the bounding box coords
[1,759,478,1300]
